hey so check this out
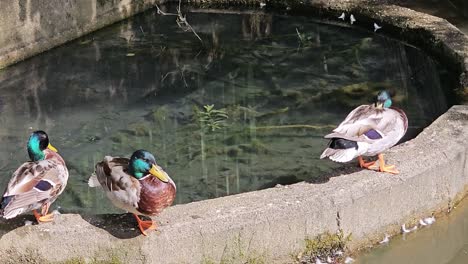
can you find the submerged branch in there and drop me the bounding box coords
[176,0,203,43]
[154,0,203,43]
[155,5,178,16]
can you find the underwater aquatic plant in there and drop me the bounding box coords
[295,28,314,47]
[194,104,229,132]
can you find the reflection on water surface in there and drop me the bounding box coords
[357,197,468,264]
[0,7,458,213]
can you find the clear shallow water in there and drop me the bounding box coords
[0,7,459,213]
[357,198,468,264]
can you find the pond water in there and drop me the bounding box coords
[397,0,468,34]
[0,7,459,213]
[357,197,468,264]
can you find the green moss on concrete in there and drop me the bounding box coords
[294,230,352,263]
[202,255,265,264]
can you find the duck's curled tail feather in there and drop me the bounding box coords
[320,138,361,162]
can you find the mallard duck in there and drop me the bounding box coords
[320,91,408,174]
[0,130,68,222]
[88,149,176,236]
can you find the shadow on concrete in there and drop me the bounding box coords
[0,215,37,238]
[0,212,156,240]
[79,213,149,239]
[307,164,363,183]
[80,213,141,239]
[258,163,363,190]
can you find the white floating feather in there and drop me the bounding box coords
[402,223,418,233]
[338,12,346,20]
[379,234,390,244]
[401,224,410,233]
[419,219,427,226]
[260,2,266,8]
[350,14,356,25]
[374,22,382,32]
[424,216,435,225]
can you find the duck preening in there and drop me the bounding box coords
[0,130,68,222]
[89,149,176,236]
[320,91,408,174]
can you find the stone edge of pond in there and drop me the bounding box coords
[0,0,163,69]
[0,105,466,263]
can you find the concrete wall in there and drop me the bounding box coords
[0,0,161,69]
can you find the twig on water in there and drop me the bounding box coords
[155,0,203,43]
[155,5,178,16]
[175,0,203,43]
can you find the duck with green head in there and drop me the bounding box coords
[0,130,68,222]
[89,149,176,236]
[320,90,408,174]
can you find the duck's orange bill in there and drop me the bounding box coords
[47,143,58,152]
[149,164,169,183]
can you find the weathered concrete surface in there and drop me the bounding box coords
[0,105,466,263]
[0,0,163,69]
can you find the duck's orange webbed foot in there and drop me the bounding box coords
[133,214,157,236]
[33,203,54,223]
[375,153,399,174]
[32,210,54,223]
[358,156,376,169]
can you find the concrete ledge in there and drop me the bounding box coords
[0,105,466,263]
[0,0,162,69]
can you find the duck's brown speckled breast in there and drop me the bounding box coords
[137,176,176,216]
[44,149,66,166]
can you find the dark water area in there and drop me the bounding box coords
[396,0,468,34]
[0,7,460,213]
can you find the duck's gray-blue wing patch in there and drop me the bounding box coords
[364,129,383,139]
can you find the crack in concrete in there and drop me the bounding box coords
[336,211,342,230]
